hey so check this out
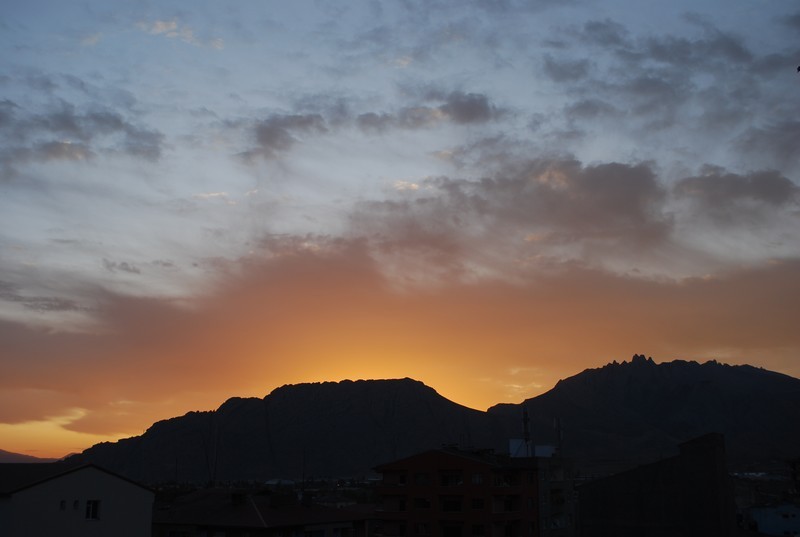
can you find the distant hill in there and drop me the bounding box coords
[0,449,57,463]
[69,357,800,483]
[488,355,800,468]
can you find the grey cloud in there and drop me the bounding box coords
[571,16,758,83]
[521,160,670,242]
[736,121,800,170]
[244,113,327,159]
[0,280,83,313]
[354,158,671,256]
[472,0,568,13]
[645,31,752,68]
[35,141,93,161]
[356,91,499,132]
[751,52,799,76]
[25,74,59,93]
[0,101,165,163]
[565,99,619,121]
[675,168,798,207]
[623,75,685,103]
[292,95,352,127]
[542,55,591,83]
[438,91,496,124]
[783,13,800,31]
[119,127,164,161]
[396,106,443,129]
[0,99,18,127]
[357,112,394,132]
[581,19,630,48]
[103,259,142,275]
[599,74,690,128]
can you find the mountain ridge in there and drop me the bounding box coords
[65,356,800,483]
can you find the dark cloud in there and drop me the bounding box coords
[646,29,752,67]
[577,16,753,71]
[557,15,781,140]
[621,74,687,107]
[243,113,327,159]
[396,106,444,129]
[581,19,630,48]
[0,100,165,164]
[675,167,799,209]
[352,158,671,268]
[118,127,164,161]
[0,280,84,313]
[437,91,496,124]
[565,99,619,121]
[291,94,352,126]
[356,112,394,132]
[542,55,591,83]
[356,91,499,132]
[103,259,142,275]
[25,74,59,93]
[782,13,800,31]
[0,99,19,127]
[751,52,799,76]
[736,121,800,170]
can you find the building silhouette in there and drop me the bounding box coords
[374,445,574,537]
[577,433,737,536]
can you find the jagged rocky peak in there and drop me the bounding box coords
[629,353,655,365]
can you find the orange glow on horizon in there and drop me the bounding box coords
[3,253,799,459]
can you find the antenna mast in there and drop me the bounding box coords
[523,406,531,457]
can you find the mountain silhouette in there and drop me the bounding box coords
[69,378,498,483]
[489,355,800,469]
[66,357,800,483]
[0,449,58,464]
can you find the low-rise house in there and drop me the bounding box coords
[0,462,154,537]
[152,487,371,537]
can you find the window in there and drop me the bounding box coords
[472,524,485,536]
[440,496,463,512]
[493,473,519,487]
[442,525,462,537]
[440,471,463,487]
[471,473,484,485]
[471,498,485,510]
[414,472,430,485]
[413,497,431,509]
[59,500,66,511]
[73,500,79,510]
[85,500,100,520]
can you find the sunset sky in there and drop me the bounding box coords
[1,0,799,458]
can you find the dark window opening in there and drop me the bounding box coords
[85,500,100,520]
